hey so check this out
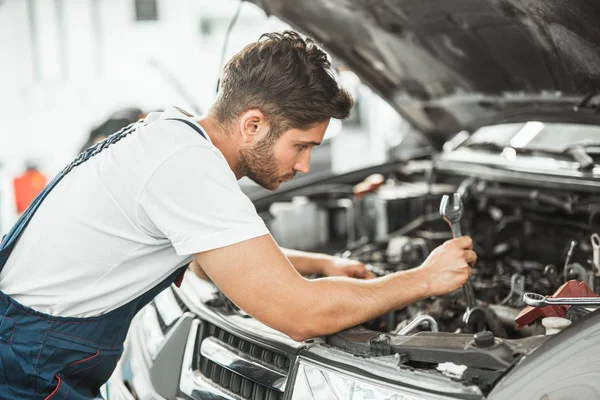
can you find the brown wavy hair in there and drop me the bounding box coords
[211,31,354,138]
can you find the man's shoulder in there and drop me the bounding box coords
[139,135,234,185]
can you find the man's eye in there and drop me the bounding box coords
[297,144,308,151]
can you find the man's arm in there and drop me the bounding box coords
[190,247,374,282]
[281,248,375,278]
[194,234,475,342]
[280,248,330,275]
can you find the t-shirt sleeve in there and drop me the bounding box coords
[137,145,270,256]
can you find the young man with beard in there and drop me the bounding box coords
[0,31,476,398]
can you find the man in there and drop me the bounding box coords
[0,31,476,398]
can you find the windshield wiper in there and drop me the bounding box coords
[462,142,532,154]
[462,142,598,171]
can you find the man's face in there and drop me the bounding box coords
[239,121,329,190]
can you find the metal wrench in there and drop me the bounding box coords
[439,193,478,316]
[440,193,476,309]
[440,193,466,239]
[523,292,600,307]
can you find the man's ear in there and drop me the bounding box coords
[239,109,266,143]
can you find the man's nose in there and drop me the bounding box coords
[293,152,311,174]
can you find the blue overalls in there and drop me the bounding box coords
[0,117,206,399]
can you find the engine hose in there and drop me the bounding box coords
[525,212,593,232]
[384,212,441,241]
[478,187,573,214]
[483,306,508,338]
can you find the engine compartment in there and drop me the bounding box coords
[264,172,600,341]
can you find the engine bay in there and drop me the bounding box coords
[193,165,600,394]
[264,171,600,342]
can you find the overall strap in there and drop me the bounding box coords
[165,117,208,140]
[0,121,141,270]
[0,116,207,272]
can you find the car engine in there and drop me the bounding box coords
[265,174,600,340]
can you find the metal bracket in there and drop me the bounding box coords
[501,273,525,307]
[564,262,595,291]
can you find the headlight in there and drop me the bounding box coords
[291,358,455,400]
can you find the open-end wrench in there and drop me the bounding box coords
[440,193,481,331]
[440,193,465,239]
[440,193,476,307]
[523,292,600,307]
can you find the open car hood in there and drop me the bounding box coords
[249,0,600,147]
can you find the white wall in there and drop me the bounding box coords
[0,0,289,229]
[0,0,289,174]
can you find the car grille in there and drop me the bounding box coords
[196,321,291,400]
[206,323,291,372]
[199,358,283,400]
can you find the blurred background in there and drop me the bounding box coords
[0,0,417,234]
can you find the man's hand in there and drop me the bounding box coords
[322,257,376,279]
[416,236,477,297]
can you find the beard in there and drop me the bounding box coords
[238,137,295,190]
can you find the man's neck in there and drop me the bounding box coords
[196,115,243,179]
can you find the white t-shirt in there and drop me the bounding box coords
[0,106,269,317]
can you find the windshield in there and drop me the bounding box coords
[462,122,600,152]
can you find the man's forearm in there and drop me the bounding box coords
[291,268,431,339]
[281,247,331,275]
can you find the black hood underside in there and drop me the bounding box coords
[250,0,600,147]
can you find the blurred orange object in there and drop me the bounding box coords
[13,168,47,214]
[353,173,385,199]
